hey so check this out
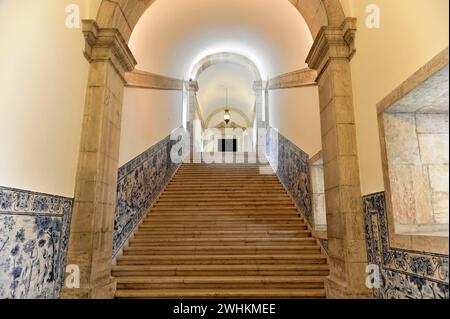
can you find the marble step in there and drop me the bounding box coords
[112,264,330,277]
[133,230,309,237]
[116,288,325,299]
[128,237,316,246]
[116,276,325,289]
[122,245,322,255]
[116,254,328,266]
[136,225,308,231]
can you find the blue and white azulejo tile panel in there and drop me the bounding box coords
[0,186,73,299]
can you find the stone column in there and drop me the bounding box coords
[187,81,200,161]
[306,19,371,298]
[253,81,266,161]
[61,20,136,299]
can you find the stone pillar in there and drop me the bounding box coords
[306,19,371,298]
[61,21,136,299]
[187,81,199,161]
[253,81,266,161]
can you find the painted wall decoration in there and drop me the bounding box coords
[0,187,73,299]
[266,128,313,226]
[113,135,181,257]
[363,192,449,299]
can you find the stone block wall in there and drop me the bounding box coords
[384,112,449,234]
[0,187,73,299]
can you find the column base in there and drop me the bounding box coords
[325,275,373,299]
[60,277,117,299]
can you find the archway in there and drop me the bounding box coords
[188,52,263,154]
[63,0,370,299]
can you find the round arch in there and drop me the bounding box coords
[95,0,345,43]
[66,0,369,300]
[190,52,262,82]
[205,107,253,128]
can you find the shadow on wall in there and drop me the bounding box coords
[0,187,72,299]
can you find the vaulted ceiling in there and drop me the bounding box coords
[128,0,314,127]
[128,0,313,79]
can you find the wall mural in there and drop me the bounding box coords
[363,192,449,299]
[0,187,73,299]
[113,135,181,257]
[266,128,313,227]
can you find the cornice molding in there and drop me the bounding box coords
[125,70,184,90]
[268,68,317,90]
[306,18,357,79]
[377,47,449,115]
[82,20,137,81]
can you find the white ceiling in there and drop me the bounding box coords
[128,0,313,80]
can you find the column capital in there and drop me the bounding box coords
[306,18,357,76]
[188,81,199,92]
[253,80,264,91]
[82,20,137,81]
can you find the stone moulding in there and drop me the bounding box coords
[113,133,182,258]
[377,47,449,115]
[306,18,357,79]
[0,186,73,299]
[82,20,137,81]
[376,47,449,254]
[363,192,449,299]
[125,69,184,90]
[268,68,317,90]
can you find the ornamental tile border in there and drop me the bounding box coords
[363,192,449,299]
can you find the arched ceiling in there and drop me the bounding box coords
[197,63,256,127]
[128,0,314,80]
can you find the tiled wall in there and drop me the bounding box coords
[266,127,313,226]
[0,187,73,299]
[363,192,449,299]
[113,135,181,257]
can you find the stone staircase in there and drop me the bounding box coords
[113,163,329,299]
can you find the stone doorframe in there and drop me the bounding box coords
[62,0,371,299]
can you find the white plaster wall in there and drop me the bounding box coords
[0,0,91,197]
[345,0,449,195]
[119,88,183,166]
[268,87,322,157]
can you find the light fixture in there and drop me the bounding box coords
[224,109,231,124]
[224,88,231,125]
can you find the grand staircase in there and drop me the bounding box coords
[113,163,329,299]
